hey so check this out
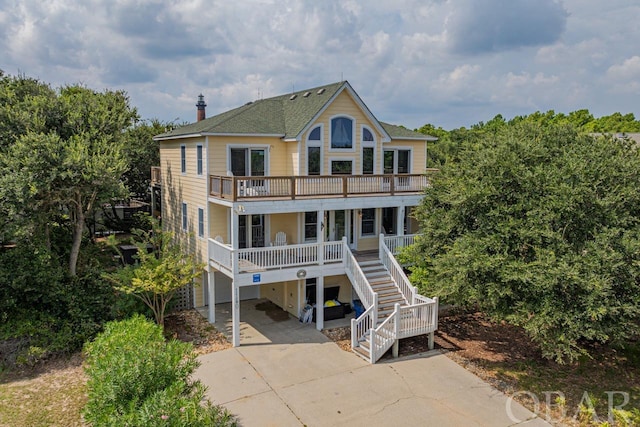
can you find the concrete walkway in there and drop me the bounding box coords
[194,300,550,426]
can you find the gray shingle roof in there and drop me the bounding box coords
[155,81,434,141]
[380,122,436,140]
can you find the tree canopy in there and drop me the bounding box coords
[404,123,640,362]
[0,74,139,275]
[419,109,640,167]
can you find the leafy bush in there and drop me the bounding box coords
[83,315,235,426]
[0,245,118,366]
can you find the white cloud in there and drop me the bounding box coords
[0,0,638,129]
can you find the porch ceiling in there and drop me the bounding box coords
[208,194,424,215]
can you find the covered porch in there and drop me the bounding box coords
[202,298,354,346]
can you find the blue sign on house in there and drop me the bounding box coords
[253,274,261,283]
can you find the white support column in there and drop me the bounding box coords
[231,210,239,250]
[208,271,216,323]
[315,275,324,331]
[232,280,240,347]
[317,209,324,265]
[397,206,405,236]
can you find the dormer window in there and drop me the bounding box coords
[331,117,353,149]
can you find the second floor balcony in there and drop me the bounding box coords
[209,172,435,201]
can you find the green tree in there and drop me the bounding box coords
[404,123,640,362]
[122,119,175,198]
[105,218,204,326]
[0,83,138,275]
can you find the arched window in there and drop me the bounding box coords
[363,128,374,142]
[331,117,353,149]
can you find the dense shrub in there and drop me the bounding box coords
[406,124,640,363]
[0,245,118,366]
[83,315,235,426]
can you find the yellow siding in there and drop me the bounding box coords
[160,138,208,267]
[385,138,428,173]
[209,203,229,242]
[207,135,286,176]
[324,275,352,303]
[260,282,285,308]
[269,213,299,244]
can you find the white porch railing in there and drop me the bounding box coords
[209,238,233,272]
[209,238,346,275]
[398,300,438,339]
[380,234,416,304]
[383,234,418,255]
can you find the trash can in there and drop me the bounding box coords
[352,299,364,318]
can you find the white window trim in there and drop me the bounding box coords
[359,207,377,239]
[196,144,204,177]
[180,144,187,175]
[301,211,319,243]
[197,206,205,239]
[361,125,377,174]
[226,144,270,176]
[305,124,324,175]
[329,115,356,153]
[383,147,413,174]
[181,202,188,231]
[329,157,356,175]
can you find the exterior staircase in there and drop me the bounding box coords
[352,258,407,361]
[346,238,438,364]
[358,259,407,319]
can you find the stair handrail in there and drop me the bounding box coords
[379,234,417,304]
[343,237,376,312]
[350,304,376,349]
[370,305,398,362]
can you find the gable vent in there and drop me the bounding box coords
[317,88,326,95]
[289,94,297,100]
[303,91,311,97]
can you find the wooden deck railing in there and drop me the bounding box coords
[209,173,433,201]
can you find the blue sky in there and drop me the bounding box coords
[1,0,639,130]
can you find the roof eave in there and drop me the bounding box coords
[154,132,285,141]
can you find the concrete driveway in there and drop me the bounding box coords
[194,300,549,426]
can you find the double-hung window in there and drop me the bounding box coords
[181,202,188,231]
[180,145,186,174]
[198,207,204,238]
[361,208,375,236]
[196,144,203,175]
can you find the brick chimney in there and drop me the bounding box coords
[196,94,206,122]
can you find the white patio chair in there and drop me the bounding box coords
[273,231,287,246]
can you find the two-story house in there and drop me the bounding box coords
[153,81,439,363]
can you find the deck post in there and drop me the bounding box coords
[392,303,400,358]
[208,271,216,323]
[315,275,324,331]
[397,206,405,237]
[317,209,324,265]
[231,280,240,347]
